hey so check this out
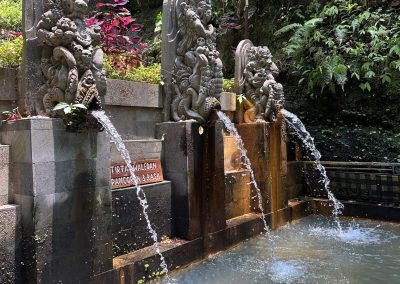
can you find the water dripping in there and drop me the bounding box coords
[91,110,170,280]
[283,109,344,232]
[217,111,269,232]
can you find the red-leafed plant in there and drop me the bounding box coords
[86,0,144,54]
[86,0,145,73]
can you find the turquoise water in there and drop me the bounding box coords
[161,215,400,283]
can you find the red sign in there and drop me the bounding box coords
[111,159,164,189]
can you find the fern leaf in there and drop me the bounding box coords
[274,23,302,37]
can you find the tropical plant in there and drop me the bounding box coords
[0,35,23,68]
[86,0,144,55]
[0,0,22,31]
[274,0,400,97]
[223,78,235,92]
[104,55,162,84]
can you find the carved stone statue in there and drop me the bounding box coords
[170,0,223,124]
[35,0,105,115]
[235,40,284,122]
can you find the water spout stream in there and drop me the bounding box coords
[217,111,269,232]
[91,111,170,278]
[283,109,344,231]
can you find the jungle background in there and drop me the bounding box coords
[0,0,399,162]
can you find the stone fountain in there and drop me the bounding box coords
[0,0,112,283]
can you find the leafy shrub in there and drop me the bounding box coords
[86,0,144,54]
[105,55,162,84]
[0,36,22,67]
[223,78,235,92]
[0,0,22,31]
[274,0,400,97]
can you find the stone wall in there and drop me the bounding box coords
[105,79,164,140]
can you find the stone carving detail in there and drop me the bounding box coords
[36,0,105,114]
[171,0,223,124]
[235,40,284,122]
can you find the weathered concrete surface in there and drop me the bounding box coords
[0,145,10,205]
[105,80,161,108]
[0,68,18,101]
[110,139,162,162]
[156,121,203,240]
[21,0,43,115]
[236,122,270,213]
[0,118,112,283]
[286,161,305,199]
[223,134,242,172]
[112,181,172,256]
[0,204,21,284]
[225,170,251,219]
[105,106,163,140]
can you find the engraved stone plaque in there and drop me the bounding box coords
[111,159,164,189]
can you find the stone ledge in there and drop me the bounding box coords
[105,79,161,108]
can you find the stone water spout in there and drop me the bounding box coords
[234,40,284,123]
[35,0,106,119]
[165,0,223,124]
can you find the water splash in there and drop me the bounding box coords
[283,110,344,231]
[268,260,306,283]
[309,220,398,245]
[91,111,170,278]
[216,111,269,231]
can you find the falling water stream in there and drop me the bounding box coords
[283,109,344,232]
[91,111,170,279]
[217,111,269,232]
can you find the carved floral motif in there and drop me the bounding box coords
[171,0,223,124]
[36,0,105,115]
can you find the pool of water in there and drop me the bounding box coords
[160,215,400,284]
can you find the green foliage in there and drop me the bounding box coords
[274,0,400,97]
[223,78,235,92]
[105,55,162,84]
[0,0,22,31]
[0,36,23,68]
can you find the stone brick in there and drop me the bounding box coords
[105,80,162,108]
[110,139,162,162]
[104,106,160,140]
[112,181,172,256]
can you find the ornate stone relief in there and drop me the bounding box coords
[170,0,223,124]
[35,0,105,115]
[235,40,284,122]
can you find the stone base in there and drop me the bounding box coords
[0,204,21,284]
[0,118,113,283]
[112,181,172,256]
